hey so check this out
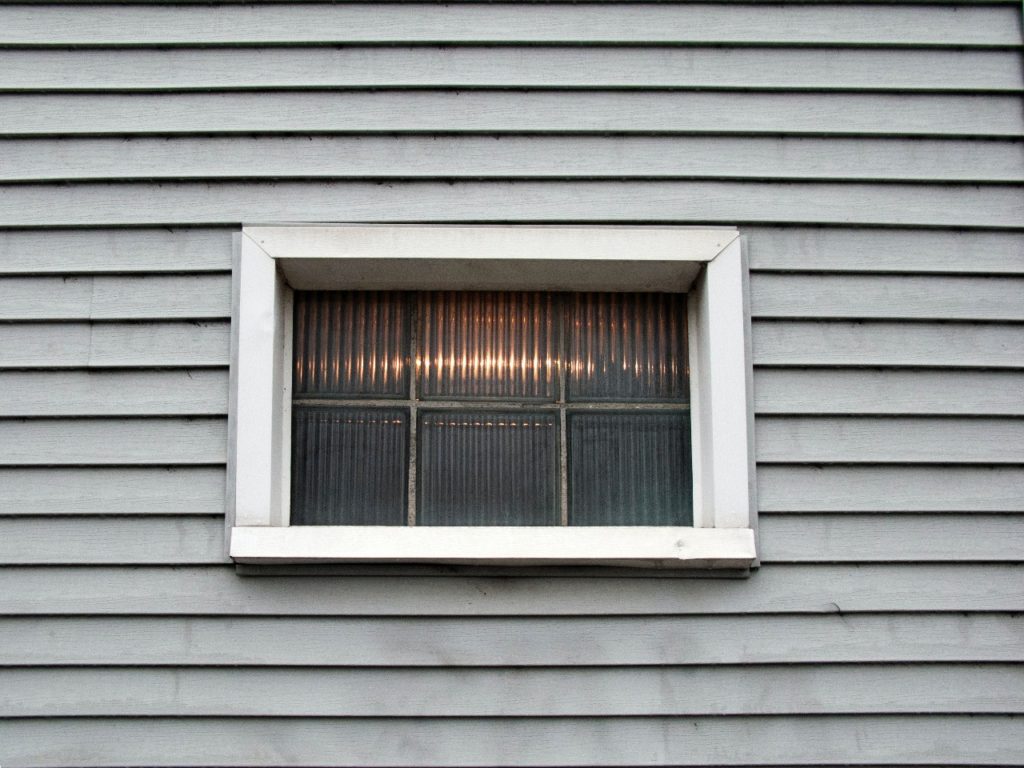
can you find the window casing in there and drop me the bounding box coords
[228,225,757,569]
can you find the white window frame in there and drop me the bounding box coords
[227,225,757,569]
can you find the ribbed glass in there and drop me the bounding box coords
[291,406,408,525]
[293,291,409,397]
[417,291,556,400]
[568,412,692,526]
[418,410,558,526]
[567,292,688,402]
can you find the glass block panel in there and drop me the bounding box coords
[293,291,409,398]
[568,412,692,526]
[567,292,688,402]
[418,291,556,400]
[291,406,408,525]
[418,410,558,526]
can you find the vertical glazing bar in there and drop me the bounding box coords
[407,293,418,527]
[558,294,569,527]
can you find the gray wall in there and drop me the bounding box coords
[1,1,1022,765]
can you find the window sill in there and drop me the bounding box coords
[229,526,756,569]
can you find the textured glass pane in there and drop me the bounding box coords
[293,291,408,397]
[418,410,558,526]
[568,292,688,402]
[569,412,692,526]
[291,406,408,525]
[418,291,556,400]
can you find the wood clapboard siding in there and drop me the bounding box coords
[0,4,1019,47]
[2,515,1022,565]
[0,227,231,273]
[0,370,228,416]
[3,614,1022,666]
[4,664,1024,717]
[3,2,1022,767]
[5,137,1023,184]
[3,92,1021,137]
[3,48,1021,92]
[2,564,1022,614]
[0,321,231,368]
[0,467,225,514]
[2,716,1022,767]
[0,274,230,320]
[2,180,1022,227]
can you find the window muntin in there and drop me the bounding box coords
[289,290,691,528]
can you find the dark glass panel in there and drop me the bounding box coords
[291,406,408,525]
[418,410,558,526]
[568,412,692,526]
[567,292,688,402]
[417,291,556,400]
[293,291,408,398]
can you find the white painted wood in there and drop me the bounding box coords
[1,4,1017,46]
[0,370,228,416]
[0,321,230,368]
[231,236,288,527]
[0,516,225,565]
[0,227,230,273]
[0,418,226,465]
[756,416,1024,464]
[2,564,1020,615]
[2,614,1019,665]
[230,526,756,569]
[0,467,225,515]
[5,48,1020,92]
[751,274,1024,321]
[758,466,1024,512]
[3,180,1021,228]
[3,92,1019,137]
[252,225,730,289]
[760,514,1024,562]
[745,227,1024,274]
[5,137,1023,185]
[231,225,754,565]
[752,321,1024,368]
[4,664,1021,717]
[692,238,755,529]
[0,274,230,320]
[754,369,1024,415]
[4,715,1023,767]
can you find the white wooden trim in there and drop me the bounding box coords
[231,526,756,569]
[228,224,756,568]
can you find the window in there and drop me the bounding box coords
[228,225,756,569]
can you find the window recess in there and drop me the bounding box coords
[228,225,757,570]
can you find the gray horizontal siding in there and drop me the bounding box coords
[1,4,1018,46]
[3,3,1022,767]
[3,664,1022,717]
[0,467,225,514]
[755,370,1024,415]
[752,321,1024,368]
[0,418,226,465]
[756,417,1024,464]
[3,716,1022,767]
[0,274,230,320]
[2,565,1020,615]
[759,466,1024,512]
[3,516,1021,565]
[0,370,228,416]
[2,181,1021,227]
[0,227,231,273]
[4,47,1021,92]
[3,92,1021,137]
[6,137,1023,183]
[0,322,230,367]
[3,614,1021,665]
